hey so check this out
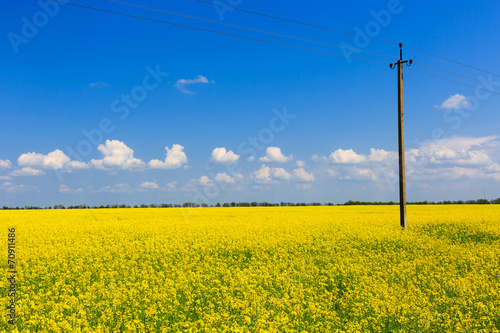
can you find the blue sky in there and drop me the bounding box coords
[1,0,500,206]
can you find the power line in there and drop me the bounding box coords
[106,0,397,59]
[200,0,500,78]
[414,61,500,88]
[193,0,398,45]
[407,68,500,96]
[49,0,390,64]
[47,1,500,95]
[405,45,500,78]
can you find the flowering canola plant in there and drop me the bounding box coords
[1,205,499,332]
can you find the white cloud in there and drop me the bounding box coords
[272,167,291,180]
[295,160,306,167]
[293,168,315,181]
[211,147,240,164]
[17,149,89,171]
[0,176,12,180]
[253,165,315,184]
[0,160,13,169]
[259,147,293,163]
[403,136,500,182]
[407,136,498,167]
[90,140,145,171]
[314,148,395,165]
[253,164,293,183]
[10,167,46,177]
[0,182,39,193]
[253,185,271,190]
[175,75,214,94]
[68,161,90,170]
[59,184,83,193]
[198,175,214,186]
[437,94,471,109]
[329,149,367,164]
[254,165,273,184]
[247,156,256,162]
[368,148,397,163]
[311,154,325,162]
[308,136,500,186]
[296,184,312,191]
[148,144,188,169]
[164,181,177,191]
[99,183,132,193]
[340,167,377,181]
[326,169,338,177]
[88,81,108,88]
[140,181,159,189]
[215,172,235,183]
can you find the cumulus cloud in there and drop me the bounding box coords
[0,160,13,169]
[329,149,367,164]
[437,94,471,109]
[148,144,188,169]
[175,75,214,94]
[59,184,83,193]
[164,181,177,191]
[340,167,377,181]
[10,167,46,177]
[313,136,500,185]
[292,168,315,181]
[368,148,398,163]
[326,169,338,177]
[296,184,312,191]
[18,149,89,171]
[404,136,500,182]
[407,136,498,167]
[198,176,214,186]
[140,181,159,189]
[90,140,145,171]
[99,183,132,193]
[214,172,236,183]
[259,147,293,163]
[211,147,240,164]
[272,167,291,180]
[254,165,273,183]
[253,185,271,190]
[0,181,39,193]
[253,164,293,183]
[314,148,396,165]
[253,164,315,184]
[87,81,108,88]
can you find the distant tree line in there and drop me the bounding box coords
[1,198,499,210]
[343,198,499,205]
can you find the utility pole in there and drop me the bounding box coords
[390,44,412,229]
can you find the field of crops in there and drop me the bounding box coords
[1,205,499,332]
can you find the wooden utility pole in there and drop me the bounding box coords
[390,44,412,229]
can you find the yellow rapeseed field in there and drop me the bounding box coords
[1,205,499,332]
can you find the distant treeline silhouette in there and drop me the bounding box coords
[1,198,499,210]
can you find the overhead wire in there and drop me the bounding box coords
[407,68,500,96]
[193,0,399,45]
[50,0,500,95]
[49,0,391,64]
[200,0,500,78]
[106,0,398,60]
[405,45,500,78]
[413,61,500,88]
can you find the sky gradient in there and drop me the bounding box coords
[1,0,500,206]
